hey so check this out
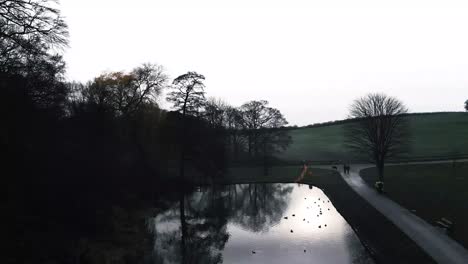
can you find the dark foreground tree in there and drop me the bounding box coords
[0,0,68,70]
[167,71,206,180]
[345,93,409,182]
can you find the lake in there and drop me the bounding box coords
[151,183,374,263]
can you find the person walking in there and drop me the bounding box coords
[343,163,350,174]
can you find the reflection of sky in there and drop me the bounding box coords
[152,210,182,264]
[222,184,374,264]
[151,183,374,264]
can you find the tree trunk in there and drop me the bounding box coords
[247,133,252,157]
[232,132,238,161]
[377,160,384,182]
[180,110,186,182]
[262,140,269,176]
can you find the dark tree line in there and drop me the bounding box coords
[2,1,292,262]
[202,99,292,173]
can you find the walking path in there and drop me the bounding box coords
[332,160,468,264]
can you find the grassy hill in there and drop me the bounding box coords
[279,112,468,163]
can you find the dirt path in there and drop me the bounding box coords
[295,164,311,182]
[324,160,468,264]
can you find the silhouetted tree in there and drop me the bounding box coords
[167,72,206,117]
[239,101,272,154]
[129,63,168,111]
[167,71,206,181]
[2,1,69,203]
[465,99,468,111]
[204,97,228,128]
[203,99,247,161]
[238,100,290,171]
[345,93,409,182]
[224,106,246,160]
[258,127,292,174]
[1,0,69,117]
[79,63,168,116]
[22,51,68,113]
[0,0,68,71]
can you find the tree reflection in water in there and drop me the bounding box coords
[227,184,293,233]
[152,183,293,263]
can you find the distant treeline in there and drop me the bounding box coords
[294,111,467,130]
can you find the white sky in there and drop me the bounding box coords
[60,0,468,126]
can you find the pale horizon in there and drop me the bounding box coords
[60,0,468,126]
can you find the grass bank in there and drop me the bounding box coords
[279,112,468,162]
[221,166,435,264]
[361,162,468,249]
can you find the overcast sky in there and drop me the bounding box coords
[60,0,468,126]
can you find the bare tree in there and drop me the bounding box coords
[239,100,288,156]
[204,97,228,128]
[82,63,168,115]
[0,0,68,69]
[224,106,245,159]
[345,93,409,182]
[1,0,69,114]
[130,63,168,109]
[237,100,290,174]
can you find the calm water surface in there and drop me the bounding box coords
[152,183,374,264]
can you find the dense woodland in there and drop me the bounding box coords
[1,0,291,262]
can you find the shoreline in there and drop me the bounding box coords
[308,169,435,264]
[211,166,436,263]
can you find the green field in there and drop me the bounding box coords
[360,162,468,249]
[279,112,468,162]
